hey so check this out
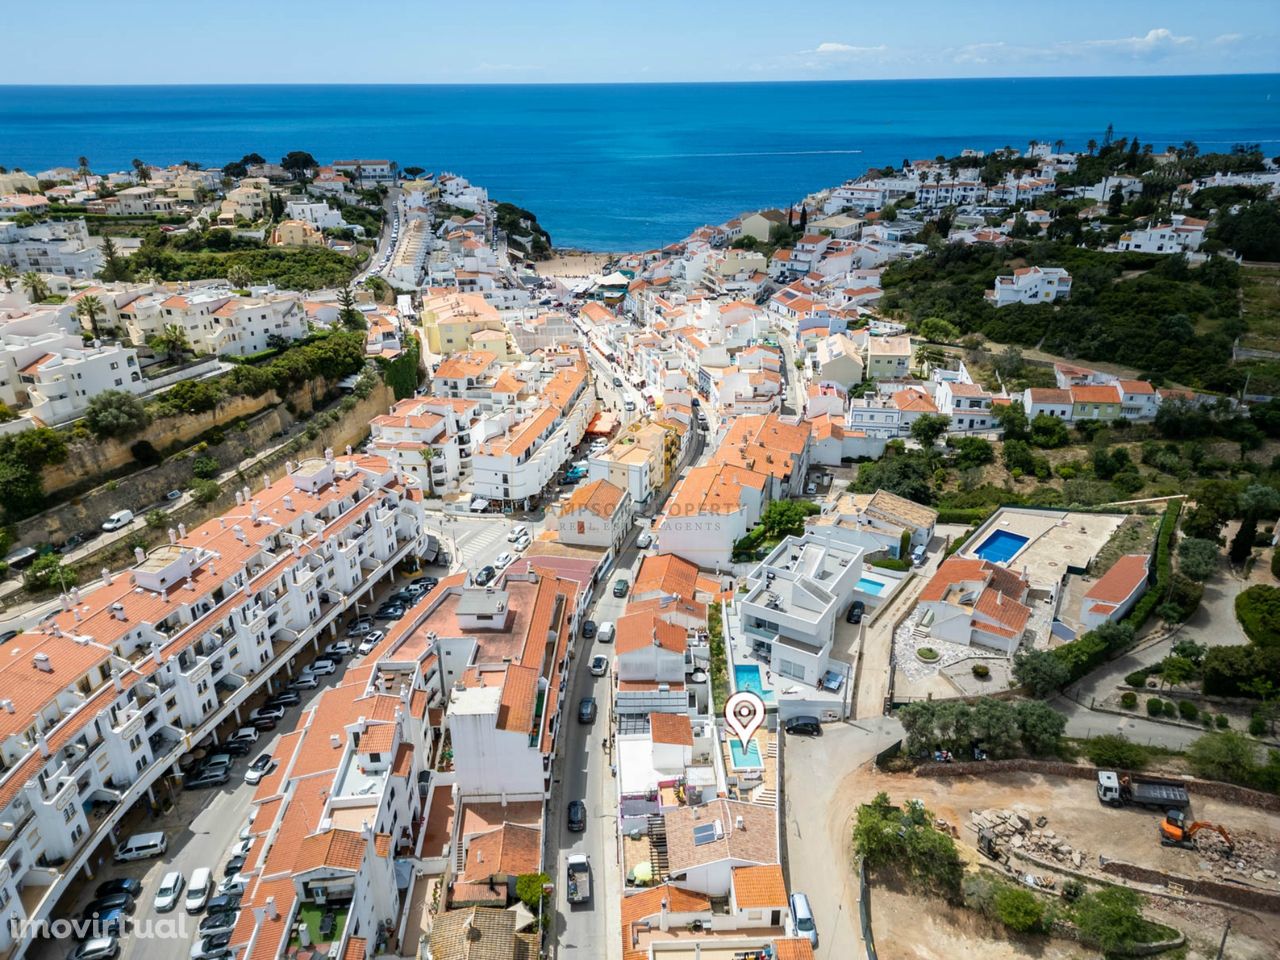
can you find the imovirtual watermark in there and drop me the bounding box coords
[11,915,193,942]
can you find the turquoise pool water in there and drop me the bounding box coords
[733,664,775,703]
[973,529,1029,564]
[856,575,886,596]
[730,739,763,768]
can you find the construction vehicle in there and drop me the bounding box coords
[977,829,1002,862]
[566,854,591,905]
[1096,770,1190,810]
[1159,810,1234,853]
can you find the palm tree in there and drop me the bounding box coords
[1053,138,1065,155]
[915,344,948,372]
[74,294,105,339]
[1086,139,1098,156]
[353,162,364,190]
[20,271,49,302]
[131,158,150,184]
[149,323,191,362]
[77,156,91,189]
[1182,139,1199,159]
[0,264,16,292]
[227,265,252,289]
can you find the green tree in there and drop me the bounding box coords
[993,401,1029,442]
[77,155,91,189]
[1213,199,1280,260]
[191,478,221,504]
[84,390,149,439]
[1230,515,1257,565]
[1015,700,1067,755]
[1159,655,1196,689]
[20,271,49,302]
[1012,649,1069,697]
[227,264,253,289]
[1084,734,1150,770]
[98,235,131,282]
[950,436,994,470]
[918,317,960,342]
[74,294,105,339]
[853,451,934,504]
[1177,537,1220,581]
[1028,413,1070,448]
[131,158,150,183]
[337,283,364,329]
[1185,730,1259,786]
[1074,886,1149,954]
[992,885,1044,933]
[759,499,821,540]
[969,697,1020,757]
[910,414,951,450]
[515,872,550,914]
[192,456,220,479]
[1002,438,1036,475]
[280,151,318,179]
[25,553,77,593]
[148,323,192,362]
[0,264,16,292]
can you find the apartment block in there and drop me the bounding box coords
[0,219,103,279]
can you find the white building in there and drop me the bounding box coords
[986,266,1072,307]
[20,340,144,424]
[117,287,308,356]
[283,199,351,232]
[0,218,103,279]
[1116,215,1207,255]
[552,478,632,551]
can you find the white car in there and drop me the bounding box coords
[357,631,385,656]
[589,655,609,677]
[153,871,185,913]
[506,525,528,543]
[636,531,652,549]
[230,837,255,859]
[308,658,337,676]
[219,874,246,897]
[101,509,134,532]
[244,752,275,785]
[494,552,513,569]
[227,726,258,745]
[323,640,356,659]
[184,868,212,914]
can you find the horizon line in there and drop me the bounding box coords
[2,70,1278,88]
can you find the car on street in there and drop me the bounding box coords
[250,714,278,731]
[612,376,623,387]
[224,854,246,877]
[289,673,319,691]
[166,489,182,501]
[94,878,142,900]
[200,753,233,775]
[612,578,629,598]
[596,621,615,643]
[204,894,241,916]
[198,911,238,937]
[84,907,127,938]
[308,658,337,675]
[784,716,823,737]
[153,871,185,912]
[265,690,301,708]
[191,932,233,959]
[230,838,255,859]
[248,705,285,723]
[494,551,513,569]
[356,631,385,656]
[845,600,865,625]
[81,894,134,921]
[589,655,609,677]
[581,619,597,639]
[577,697,597,724]
[185,768,230,790]
[623,399,636,412]
[70,936,119,960]
[636,531,652,549]
[374,603,405,620]
[805,482,817,495]
[244,752,276,785]
[61,530,98,552]
[219,874,246,897]
[219,738,252,757]
[227,727,259,746]
[789,892,819,947]
[473,565,496,586]
[411,575,438,591]
[506,525,528,543]
[101,510,134,532]
[322,640,356,660]
[185,868,213,914]
[346,618,375,637]
[567,799,587,832]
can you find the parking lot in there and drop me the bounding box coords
[27,559,447,960]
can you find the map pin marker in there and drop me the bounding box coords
[724,691,767,750]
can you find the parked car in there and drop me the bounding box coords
[636,531,652,549]
[473,565,496,586]
[244,753,276,785]
[356,631,385,656]
[101,510,134,532]
[223,855,246,878]
[153,871,185,913]
[230,838,255,859]
[784,716,823,737]
[612,376,623,387]
[227,727,259,745]
[70,936,119,960]
[411,576,438,591]
[494,552,513,569]
[249,715,277,732]
[596,621,616,643]
[589,655,609,677]
[845,600,865,625]
[346,619,375,637]
[218,875,246,897]
[289,673,319,691]
[374,603,405,621]
[911,544,927,567]
[185,768,229,790]
[308,658,337,676]
[265,690,301,708]
[185,868,213,914]
[506,525,528,543]
[165,489,182,501]
[623,400,637,412]
[190,932,233,959]
[567,799,587,832]
[198,911,238,937]
[94,878,142,900]
[200,753,234,776]
[81,894,134,921]
[0,629,16,646]
[322,641,355,660]
[612,578,629,598]
[805,482,817,495]
[220,739,252,757]
[577,697,597,724]
[204,894,241,916]
[790,892,819,947]
[249,705,285,723]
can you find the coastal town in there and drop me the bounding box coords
[0,130,1278,960]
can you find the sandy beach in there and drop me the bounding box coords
[534,251,617,278]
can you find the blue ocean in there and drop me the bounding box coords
[1,76,1277,250]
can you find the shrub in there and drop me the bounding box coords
[1084,734,1149,770]
[1249,716,1267,736]
[191,478,220,504]
[992,885,1045,933]
[1162,701,1178,718]
[84,390,149,439]
[1125,669,1150,688]
[1146,697,1164,716]
[1216,714,1229,729]
[1236,585,1280,647]
[917,647,940,662]
[1013,648,1069,696]
[24,553,77,592]
[192,456,220,479]
[1073,887,1151,955]
[1201,714,1212,727]
[871,556,911,571]
[971,663,990,679]
[1120,691,1137,709]
[1178,700,1199,721]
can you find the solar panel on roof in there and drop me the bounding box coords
[692,822,717,846]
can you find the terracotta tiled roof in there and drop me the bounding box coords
[1084,554,1149,605]
[634,554,699,601]
[616,612,687,656]
[462,822,541,881]
[649,712,693,746]
[564,478,626,519]
[496,663,540,735]
[773,939,816,960]
[732,864,789,909]
[294,828,367,874]
[1071,385,1120,404]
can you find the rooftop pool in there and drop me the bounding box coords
[733,664,775,703]
[856,574,888,596]
[973,529,1030,565]
[729,738,763,768]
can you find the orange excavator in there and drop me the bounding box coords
[1158,809,1234,854]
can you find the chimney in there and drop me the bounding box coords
[345,444,353,456]
[168,528,177,545]
[134,547,145,564]
[0,699,13,714]
[250,502,260,522]
[178,522,187,538]
[110,602,126,621]
[324,447,334,462]
[102,567,112,586]
[283,495,294,511]
[33,653,52,673]
[285,460,295,474]
[659,897,670,932]
[265,896,278,921]
[71,587,81,604]
[735,815,746,831]
[235,490,244,506]
[262,473,270,491]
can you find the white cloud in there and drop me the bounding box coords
[1081,27,1194,57]
[812,41,888,57]
[1212,33,1243,46]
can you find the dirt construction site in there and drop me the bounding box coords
[853,765,1280,960]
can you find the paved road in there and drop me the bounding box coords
[355,187,401,283]
[782,718,904,960]
[552,540,645,960]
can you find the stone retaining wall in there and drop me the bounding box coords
[1102,860,1280,914]
[915,759,1280,812]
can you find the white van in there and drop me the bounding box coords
[789,892,818,947]
[114,831,167,862]
[101,509,134,532]
[185,867,213,913]
[596,621,616,643]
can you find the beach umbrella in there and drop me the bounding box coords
[632,861,654,885]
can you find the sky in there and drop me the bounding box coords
[2,0,1277,85]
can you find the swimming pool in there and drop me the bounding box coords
[733,664,775,703]
[973,529,1030,564]
[856,575,887,596]
[729,738,763,768]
